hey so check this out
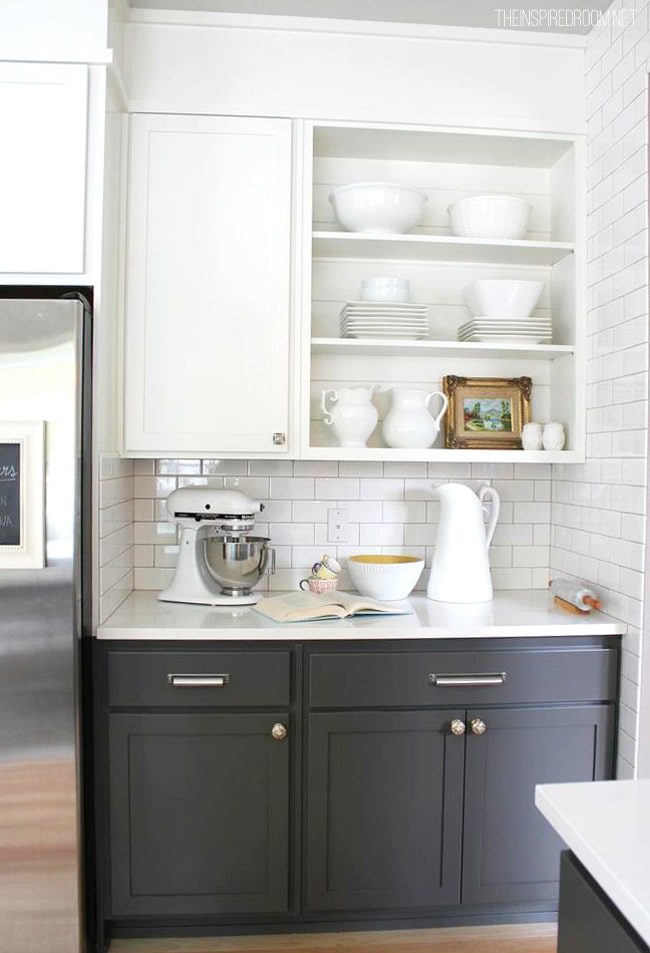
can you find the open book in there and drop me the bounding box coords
[253,590,413,623]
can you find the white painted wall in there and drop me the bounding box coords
[0,0,109,62]
[124,12,586,133]
[551,0,649,778]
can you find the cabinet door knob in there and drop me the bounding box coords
[272,432,286,445]
[470,717,487,735]
[449,718,466,736]
[271,722,288,741]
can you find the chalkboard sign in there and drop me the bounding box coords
[0,442,21,546]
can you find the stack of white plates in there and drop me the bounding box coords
[458,316,552,344]
[340,301,429,339]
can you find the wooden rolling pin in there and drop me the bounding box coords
[549,578,602,613]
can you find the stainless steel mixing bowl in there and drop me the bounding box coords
[203,535,272,596]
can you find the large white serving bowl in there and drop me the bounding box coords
[448,195,531,240]
[347,554,425,601]
[329,182,427,235]
[463,279,545,318]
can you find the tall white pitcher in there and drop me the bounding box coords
[427,483,501,603]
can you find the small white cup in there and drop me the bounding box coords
[522,421,544,451]
[543,421,566,451]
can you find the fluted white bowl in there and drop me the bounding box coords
[329,182,427,235]
[463,279,544,318]
[347,554,424,600]
[448,195,531,240]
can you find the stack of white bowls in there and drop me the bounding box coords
[459,279,550,344]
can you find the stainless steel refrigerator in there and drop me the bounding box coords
[0,294,91,953]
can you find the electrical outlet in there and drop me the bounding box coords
[327,508,349,543]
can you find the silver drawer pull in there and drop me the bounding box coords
[428,672,507,687]
[167,674,231,688]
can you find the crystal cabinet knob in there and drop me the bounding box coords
[470,717,487,735]
[271,722,288,741]
[450,718,466,736]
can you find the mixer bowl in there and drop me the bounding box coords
[203,535,271,595]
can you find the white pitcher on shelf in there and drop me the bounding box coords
[320,385,379,447]
[382,387,448,449]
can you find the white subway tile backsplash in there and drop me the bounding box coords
[315,478,360,500]
[260,500,293,522]
[157,458,201,475]
[247,460,293,476]
[269,477,314,499]
[202,459,248,475]
[133,499,154,522]
[269,522,314,545]
[134,522,177,545]
[134,567,175,590]
[133,476,176,499]
[382,501,426,523]
[360,523,404,546]
[292,461,338,476]
[224,476,270,499]
[338,461,383,477]
[133,544,154,567]
[345,500,383,523]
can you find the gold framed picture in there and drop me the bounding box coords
[442,376,532,449]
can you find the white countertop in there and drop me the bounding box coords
[536,780,650,946]
[96,589,625,640]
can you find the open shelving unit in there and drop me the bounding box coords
[298,120,586,463]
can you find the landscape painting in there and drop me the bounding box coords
[463,398,513,433]
[442,376,532,449]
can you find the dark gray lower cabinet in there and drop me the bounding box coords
[305,703,615,913]
[462,705,615,904]
[108,711,290,916]
[97,637,619,937]
[305,709,465,912]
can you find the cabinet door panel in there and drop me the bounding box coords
[0,63,87,274]
[305,710,464,912]
[109,712,290,916]
[124,114,292,454]
[462,705,615,905]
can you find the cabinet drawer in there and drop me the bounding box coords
[108,651,291,708]
[308,647,618,709]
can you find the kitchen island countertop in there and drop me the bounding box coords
[536,779,650,948]
[96,589,625,640]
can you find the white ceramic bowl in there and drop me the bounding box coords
[329,182,427,235]
[361,276,410,303]
[448,195,531,240]
[463,279,544,318]
[347,554,424,601]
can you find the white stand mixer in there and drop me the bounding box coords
[158,487,274,606]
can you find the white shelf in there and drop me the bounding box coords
[312,231,574,266]
[311,337,574,361]
[302,446,581,463]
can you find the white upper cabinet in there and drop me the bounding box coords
[0,63,88,275]
[298,121,585,462]
[122,114,293,456]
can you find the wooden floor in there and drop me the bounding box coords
[110,923,557,953]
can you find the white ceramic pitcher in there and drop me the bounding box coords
[320,385,378,447]
[427,482,501,603]
[382,387,448,449]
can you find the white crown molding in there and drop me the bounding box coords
[126,8,589,49]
